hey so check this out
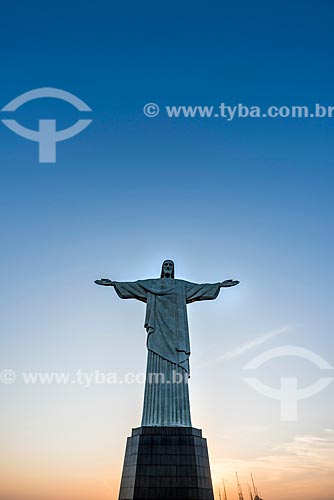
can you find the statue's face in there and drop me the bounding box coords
[162,260,174,277]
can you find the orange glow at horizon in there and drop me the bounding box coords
[1,428,333,500]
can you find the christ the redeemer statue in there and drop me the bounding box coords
[95,260,239,427]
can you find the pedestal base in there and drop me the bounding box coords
[118,427,214,500]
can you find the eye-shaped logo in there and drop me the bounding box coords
[243,345,333,421]
[1,87,92,163]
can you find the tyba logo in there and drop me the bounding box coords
[1,88,92,163]
[243,345,333,421]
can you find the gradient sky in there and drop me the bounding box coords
[0,1,333,499]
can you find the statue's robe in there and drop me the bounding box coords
[113,278,221,426]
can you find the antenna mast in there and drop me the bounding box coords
[251,473,258,496]
[223,480,228,500]
[236,472,244,500]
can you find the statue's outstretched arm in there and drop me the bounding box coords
[94,278,115,286]
[219,279,239,288]
[94,279,147,302]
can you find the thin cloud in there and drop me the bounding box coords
[218,325,293,361]
[211,429,334,500]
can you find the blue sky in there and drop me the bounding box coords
[0,2,333,499]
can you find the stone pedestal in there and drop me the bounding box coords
[118,427,214,500]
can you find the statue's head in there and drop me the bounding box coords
[160,259,175,278]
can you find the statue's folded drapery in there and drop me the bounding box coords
[113,278,221,426]
[141,350,192,426]
[113,278,221,373]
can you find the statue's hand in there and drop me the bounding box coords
[94,278,115,286]
[220,279,239,288]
